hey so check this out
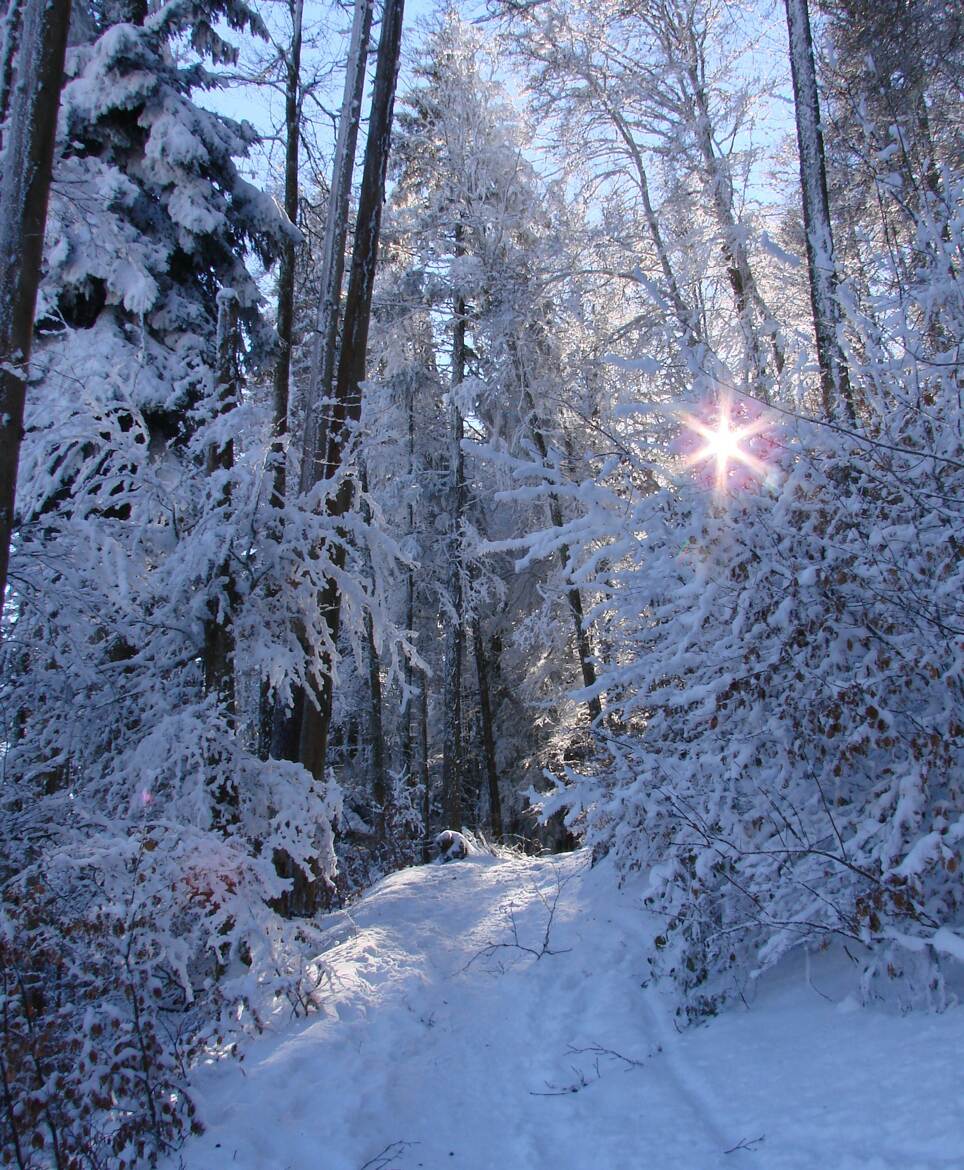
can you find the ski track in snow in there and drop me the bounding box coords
[163,851,964,1170]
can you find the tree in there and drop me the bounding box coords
[265,0,375,766]
[1,1,342,1160]
[784,0,854,420]
[293,0,406,806]
[365,11,609,842]
[0,0,71,605]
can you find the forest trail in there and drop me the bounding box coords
[165,851,964,1170]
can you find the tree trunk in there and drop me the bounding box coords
[299,0,375,493]
[0,0,72,607]
[441,227,466,830]
[419,667,431,863]
[268,0,304,514]
[784,0,854,422]
[591,84,703,355]
[365,605,388,822]
[685,65,785,396]
[400,375,416,786]
[359,463,389,836]
[202,291,239,716]
[473,622,504,841]
[296,0,406,789]
[0,0,24,140]
[509,339,603,725]
[269,0,375,766]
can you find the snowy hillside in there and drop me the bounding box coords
[163,851,964,1170]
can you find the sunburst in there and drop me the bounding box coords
[682,396,770,492]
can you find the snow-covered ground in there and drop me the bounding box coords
[163,850,964,1170]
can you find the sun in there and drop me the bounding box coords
[682,396,770,492]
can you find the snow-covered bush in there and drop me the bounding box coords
[540,179,964,1015]
[0,2,345,1164]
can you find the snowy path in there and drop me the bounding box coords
[164,851,964,1170]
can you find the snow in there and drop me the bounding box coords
[162,850,964,1170]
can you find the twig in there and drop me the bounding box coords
[359,1140,418,1170]
[463,864,575,970]
[724,1135,765,1154]
[567,1041,661,1069]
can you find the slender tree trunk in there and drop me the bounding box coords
[441,225,466,829]
[358,463,389,835]
[593,87,703,355]
[299,0,375,493]
[419,667,431,863]
[203,292,240,830]
[0,0,24,140]
[202,291,239,715]
[400,375,417,785]
[0,0,71,608]
[784,0,854,422]
[473,623,503,842]
[509,338,603,725]
[365,605,387,816]
[269,0,304,514]
[269,0,375,765]
[686,69,785,395]
[297,0,406,789]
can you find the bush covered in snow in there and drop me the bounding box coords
[540,177,964,1015]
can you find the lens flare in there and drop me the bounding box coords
[682,395,770,492]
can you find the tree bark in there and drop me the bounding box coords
[419,666,431,863]
[473,622,504,841]
[509,338,603,725]
[683,62,786,396]
[299,0,375,494]
[202,290,239,717]
[268,0,304,514]
[0,0,72,608]
[400,372,417,786]
[359,463,389,834]
[441,225,466,830]
[784,0,855,422]
[269,0,377,766]
[296,0,406,788]
[0,0,24,140]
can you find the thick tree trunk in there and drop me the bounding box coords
[784,0,854,422]
[0,0,71,607]
[296,0,406,790]
[473,623,504,842]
